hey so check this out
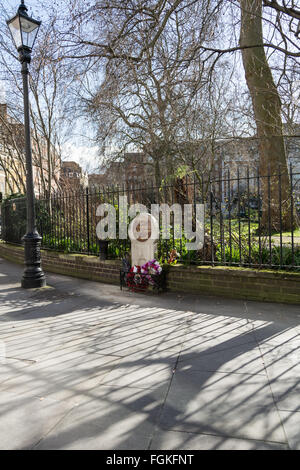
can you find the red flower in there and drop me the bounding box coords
[126,266,148,292]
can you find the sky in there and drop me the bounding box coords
[2,0,102,173]
[0,0,251,173]
[62,143,101,173]
[3,0,298,172]
[4,0,48,19]
[0,80,5,103]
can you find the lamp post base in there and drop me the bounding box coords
[21,232,46,289]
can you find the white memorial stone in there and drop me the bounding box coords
[128,213,159,267]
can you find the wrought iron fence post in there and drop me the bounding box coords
[2,169,299,272]
[267,164,272,267]
[290,163,295,267]
[279,164,283,268]
[86,187,90,255]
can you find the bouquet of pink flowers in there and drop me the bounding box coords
[126,260,163,292]
[141,259,162,286]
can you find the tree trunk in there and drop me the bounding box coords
[47,139,52,214]
[154,156,161,188]
[239,0,297,232]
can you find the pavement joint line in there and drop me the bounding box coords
[5,357,36,364]
[30,405,79,451]
[154,427,289,447]
[243,301,255,327]
[251,325,291,449]
[146,317,190,450]
[97,384,170,391]
[176,368,266,377]
[178,339,258,359]
[157,422,289,446]
[277,406,300,413]
[88,351,131,358]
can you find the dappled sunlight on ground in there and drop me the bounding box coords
[0,257,299,450]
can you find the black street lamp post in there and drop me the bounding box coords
[7,1,46,288]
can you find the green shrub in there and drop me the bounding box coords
[216,242,300,271]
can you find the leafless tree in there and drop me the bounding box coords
[1,0,298,230]
[83,1,226,187]
[52,1,299,229]
[0,3,76,204]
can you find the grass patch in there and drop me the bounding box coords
[272,228,300,238]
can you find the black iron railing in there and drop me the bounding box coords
[1,166,300,271]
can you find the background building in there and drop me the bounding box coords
[0,103,60,198]
[0,169,5,198]
[60,161,88,191]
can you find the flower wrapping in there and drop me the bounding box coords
[126,260,163,291]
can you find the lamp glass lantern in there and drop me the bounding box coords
[7,10,41,52]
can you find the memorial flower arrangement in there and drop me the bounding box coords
[141,259,162,285]
[126,265,148,292]
[126,259,163,291]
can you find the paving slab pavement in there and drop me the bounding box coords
[0,257,299,450]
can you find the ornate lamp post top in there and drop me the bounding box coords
[6,0,41,62]
[18,0,28,15]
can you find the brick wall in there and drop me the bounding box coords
[0,242,120,286]
[0,242,299,304]
[166,264,300,304]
